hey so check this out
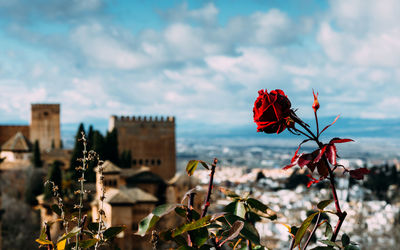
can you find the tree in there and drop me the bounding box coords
[32,140,42,168]
[105,128,119,165]
[44,160,63,200]
[87,125,94,150]
[120,150,131,169]
[25,169,44,205]
[69,123,85,177]
[86,130,105,183]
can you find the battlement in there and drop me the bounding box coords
[31,103,60,113]
[110,115,175,123]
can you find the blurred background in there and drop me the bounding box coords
[0,0,399,249]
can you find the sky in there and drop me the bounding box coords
[0,0,399,134]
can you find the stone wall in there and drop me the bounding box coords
[109,115,176,180]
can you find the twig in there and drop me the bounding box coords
[75,132,87,250]
[289,237,295,250]
[187,192,195,246]
[94,157,105,250]
[201,158,218,218]
[45,222,53,250]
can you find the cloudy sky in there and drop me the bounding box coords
[0,0,399,132]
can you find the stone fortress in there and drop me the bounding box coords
[109,115,176,180]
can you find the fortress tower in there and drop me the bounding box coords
[108,115,176,180]
[30,104,61,151]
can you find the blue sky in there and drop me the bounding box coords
[0,0,399,133]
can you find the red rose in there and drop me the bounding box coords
[253,89,292,134]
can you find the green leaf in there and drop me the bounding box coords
[87,222,100,233]
[175,206,187,217]
[79,239,99,249]
[223,201,238,214]
[294,212,319,247]
[186,160,199,176]
[344,244,360,250]
[57,226,81,243]
[241,222,260,245]
[190,227,209,246]
[153,204,177,217]
[310,247,334,250]
[319,240,340,248]
[247,198,268,212]
[136,204,177,236]
[36,239,53,245]
[235,201,246,219]
[220,187,240,199]
[324,222,333,239]
[160,230,187,245]
[247,211,262,223]
[136,214,160,236]
[199,161,210,170]
[341,233,350,247]
[104,226,126,240]
[38,226,47,241]
[51,204,62,216]
[317,200,333,210]
[172,215,212,237]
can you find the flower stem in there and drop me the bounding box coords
[201,158,218,218]
[289,237,295,250]
[292,111,347,243]
[314,111,319,138]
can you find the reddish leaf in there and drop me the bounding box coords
[298,153,313,170]
[325,144,337,165]
[329,138,354,144]
[316,160,329,178]
[313,146,327,164]
[283,140,310,170]
[320,115,340,135]
[349,168,370,180]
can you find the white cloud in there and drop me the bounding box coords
[1,1,400,131]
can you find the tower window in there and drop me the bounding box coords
[132,159,136,165]
[157,159,161,165]
[145,159,149,165]
[43,111,48,116]
[139,159,143,165]
[151,159,155,165]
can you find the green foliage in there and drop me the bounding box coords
[137,163,275,249]
[32,140,42,168]
[294,212,319,247]
[25,169,44,205]
[69,123,85,177]
[104,128,119,165]
[186,160,209,176]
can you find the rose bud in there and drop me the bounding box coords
[253,89,292,134]
[312,89,319,112]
